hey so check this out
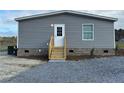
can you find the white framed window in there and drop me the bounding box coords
[82,24,94,40]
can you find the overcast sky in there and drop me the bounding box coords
[0,10,123,36]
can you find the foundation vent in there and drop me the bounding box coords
[25,50,29,53]
[104,50,108,53]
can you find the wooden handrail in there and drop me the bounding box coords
[64,35,67,59]
[48,33,54,59]
[49,33,66,60]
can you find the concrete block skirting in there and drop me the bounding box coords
[17,48,115,58]
[67,48,115,56]
[17,48,48,57]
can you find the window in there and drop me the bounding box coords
[82,24,94,40]
[57,27,62,36]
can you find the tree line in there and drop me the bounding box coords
[115,29,124,41]
[0,36,17,46]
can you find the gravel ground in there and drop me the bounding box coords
[1,56,124,83]
[0,56,47,81]
[0,51,7,56]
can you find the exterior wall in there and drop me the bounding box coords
[17,13,115,57]
[18,13,115,49]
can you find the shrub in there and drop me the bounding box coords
[115,44,118,55]
[90,48,94,57]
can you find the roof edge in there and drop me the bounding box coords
[15,10,118,22]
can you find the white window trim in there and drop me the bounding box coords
[82,23,94,41]
[54,24,65,37]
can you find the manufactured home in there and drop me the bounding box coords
[15,10,117,60]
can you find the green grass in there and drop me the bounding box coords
[0,46,7,51]
[116,42,124,49]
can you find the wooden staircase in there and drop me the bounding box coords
[51,47,64,59]
[48,33,66,60]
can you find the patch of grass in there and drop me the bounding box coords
[116,42,124,49]
[0,46,7,51]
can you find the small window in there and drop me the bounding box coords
[104,50,108,53]
[57,27,62,36]
[25,50,29,53]
[82,24,94,40]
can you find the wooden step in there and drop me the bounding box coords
[50,58,65,60]
[49,47,65,60]
[52,48,64,52]
[50,56,64,59]
[51,52,64,55]
[51,54,64,57]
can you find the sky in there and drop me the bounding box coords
[0,10,123,36]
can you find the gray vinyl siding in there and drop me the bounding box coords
[18,13,115,48]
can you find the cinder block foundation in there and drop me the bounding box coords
[67,48,115,56]
[17,48,115,59]
[17,48,48,57]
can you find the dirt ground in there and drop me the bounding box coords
[0,56,47,80]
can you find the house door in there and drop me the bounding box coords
[54,24,65,47]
